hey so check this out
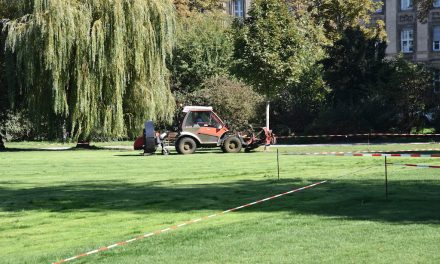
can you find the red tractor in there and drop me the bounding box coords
[134,106,275,155]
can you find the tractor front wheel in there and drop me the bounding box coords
[176,137,197,155]
[222,136,242,153]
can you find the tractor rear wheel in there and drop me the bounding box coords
[222,136,242,153]
[176,137,197,155]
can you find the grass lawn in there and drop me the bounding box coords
[1,143,440,263]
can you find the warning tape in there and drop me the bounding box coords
[284,151,440,158]
[388,163,440,169]
[284,148,440,156]
[53,180,328,264]
[277,133,440,139]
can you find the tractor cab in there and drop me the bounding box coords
[179,106,229,145]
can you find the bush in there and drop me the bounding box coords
[384,56,438,132]
[179,76,264,130]
[170,12,233,94]
[0,110,32,141]
[270,66,329,135]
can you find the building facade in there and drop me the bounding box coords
[376,0,440,67]
[228,0,440,67]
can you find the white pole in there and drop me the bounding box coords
[265,101,270,151]
[266,101,270,129]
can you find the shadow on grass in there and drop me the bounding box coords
[114,150,233,157]
[2,147,229,154]
[1,148,72,152]
[1,178,439,224]
[1,146,108,152]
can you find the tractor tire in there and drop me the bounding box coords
[176,137,197,155]
[222,136,242,153]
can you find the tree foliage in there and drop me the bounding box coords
[169,10,259,129]
[316,27,437,133]
[0,18,9,149]
[322,27,388,108]
[385,56,437,132]
[270,66,328,134]
[171,76,263,130]
[316,27,392,133]
[173,0,225,17]
[170,12,233,95]
[416,0,435,21]
[193,76,263,129]
[302,0,386,42]
[0,0,33,19]
[0,110,32,141]
[3,0,176,140]
[233,0,325,98]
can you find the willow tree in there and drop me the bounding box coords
[3,0,176,141]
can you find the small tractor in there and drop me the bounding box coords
[134,106,275,155]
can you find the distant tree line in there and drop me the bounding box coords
[1,0,440,149]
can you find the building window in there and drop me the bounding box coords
[434,0,440,8]
[233,0,244,18]
[373,0,383,13]
[401,28,414,53]
[401,0,413,10]
[433,26,440,51]
[434,71,440,93]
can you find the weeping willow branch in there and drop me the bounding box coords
[4,0,176,139]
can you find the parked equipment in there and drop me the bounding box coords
[133,121,170,155]
[134,106,275,155]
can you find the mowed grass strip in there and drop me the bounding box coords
[0,144,440,263]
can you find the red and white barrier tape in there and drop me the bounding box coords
[388,163,440,169]
[53,180,328,264]
[277,133,440,139]
[285,151,440,158]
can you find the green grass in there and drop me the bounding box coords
[1,143,440,263]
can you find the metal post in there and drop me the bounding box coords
[266,101,270,130]
[385,156,388,200]
[277,149,280,180]
[264,101,270,152]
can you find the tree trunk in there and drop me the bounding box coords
[0,134,5,150]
